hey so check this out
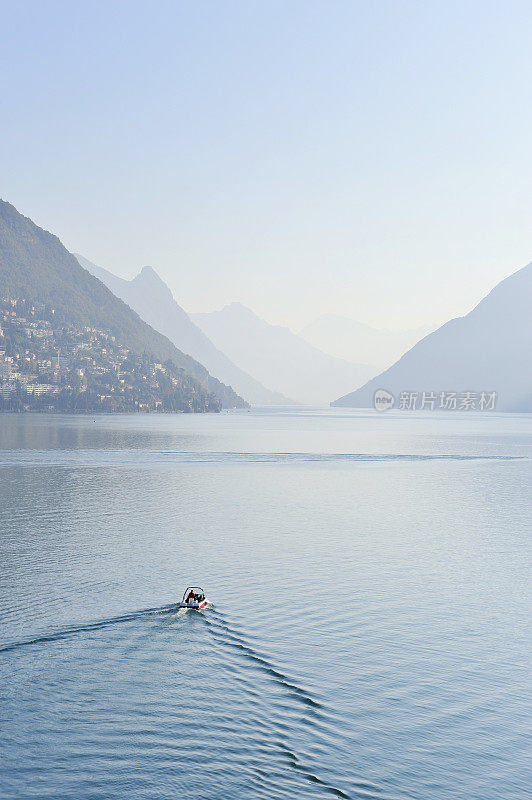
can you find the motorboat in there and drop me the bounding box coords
[178,586,209,610]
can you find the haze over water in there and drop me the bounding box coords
[1,409,530,799]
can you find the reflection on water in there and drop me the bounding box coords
[1,410,530,799]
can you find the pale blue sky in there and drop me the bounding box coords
[1,0,531,330]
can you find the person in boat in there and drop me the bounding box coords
[186,590,196,604]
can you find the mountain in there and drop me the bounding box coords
[192,303,376,405]
[300,315,428,370]
[75,255,289,406]
[332,263,532,412]
[0,199,247,410]
[0,297,222,413]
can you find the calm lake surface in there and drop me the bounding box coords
[1,408,530,800]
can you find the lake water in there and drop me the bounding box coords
[0,408,530,800]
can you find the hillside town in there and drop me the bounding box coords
[0,298,219,413]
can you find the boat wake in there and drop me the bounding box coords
[1,603,385,799]
[204,608,385,800]
[0,449,524,467]
[205,608,322,710]
[0,603,178,653]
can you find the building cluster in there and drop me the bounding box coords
[0,297,206,412]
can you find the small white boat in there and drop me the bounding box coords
[178,586,209,610]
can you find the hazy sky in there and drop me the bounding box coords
[1,0,531,331]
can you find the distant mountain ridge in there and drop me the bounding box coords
[300,315,428,370]
[333,263,532,412]
[192,303,376,405]
[0,199,247,410]
[75,255,290,406]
